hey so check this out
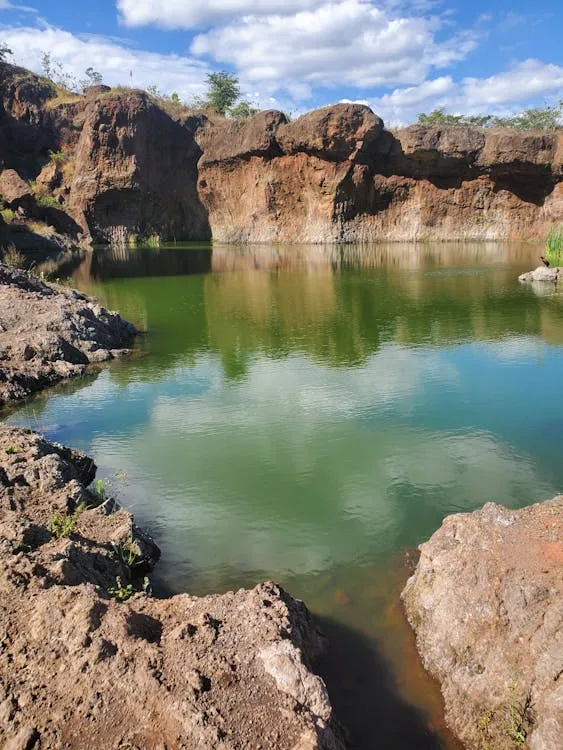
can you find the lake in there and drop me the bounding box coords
[6,242,563,749]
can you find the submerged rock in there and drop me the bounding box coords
[402,499,563,750]
[0,427,345,750]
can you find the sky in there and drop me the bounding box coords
[0,0,562,125]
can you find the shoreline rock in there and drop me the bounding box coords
[0,264,137,407]
[518,266,561,284]
[402,499,563,750]
[0,426,345,750]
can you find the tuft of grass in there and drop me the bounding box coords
[1,207,15,222]
[2,245,25,268]
[28,220,55,237]
[49,149,65,163]
[5,446,19,455]
[108,576,135,602]
[90,477,110,503]
[545,225,563,267]
[36,194,60,209]
[48,503,85,539]
[111,530,140,568]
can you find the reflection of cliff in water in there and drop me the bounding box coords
[69,242,563,383]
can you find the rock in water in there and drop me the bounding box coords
[402,499,563,750]
[518,266,561,283]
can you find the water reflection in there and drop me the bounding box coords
[6,241,563,750]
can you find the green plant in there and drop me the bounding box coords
[417,100,563,131]
[108,576,135,602]
[90,477,110,503]
[49,149,65,163]
[144,233,161,248]
[228,100,259,122]
[5,446,18,454]
[1,208,15,222]
[112,531,140,568]
[36,194,59,209]
[48,503,85,539]
[206,71,241,115]
[545,225,563,267]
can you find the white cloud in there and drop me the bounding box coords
[371,59,563,124]
[463,59,563,108]
[1,25,209,99]
[190,0,477,92]
[117,0,324,30]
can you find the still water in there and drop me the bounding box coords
[6,242,563,749]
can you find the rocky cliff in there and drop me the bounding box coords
[0,426,344,750]
[402,499,563,750]
[1,61,562,248]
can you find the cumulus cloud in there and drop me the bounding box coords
[117,0,324,30]
[1,25,209,99]
[190,0,477,91]
[371,59,563,124]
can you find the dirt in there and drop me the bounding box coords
[0,426,345,750]
[0,264,136,406]
[402,499,563,750]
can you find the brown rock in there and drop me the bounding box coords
[0,169,33,207]
[0,427,344,750]
[402,498,563,750]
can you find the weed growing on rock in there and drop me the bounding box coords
[90,477,110,503]
[48,503,85,539]
[1,207,15,222]
[108,576,135,602]
[5,445,18,454]
[112,531,140,568]
[3,245,24,268]
[36,194,59,209]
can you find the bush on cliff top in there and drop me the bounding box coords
[418,101,563,131]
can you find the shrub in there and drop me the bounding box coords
[1,208,15,222]
[36,194,59,209]
[108,576,135,602]
[48,503,85,539]
[2,245,24,268]
[229,101,259,122]
[545,226,563,267]
[417,101,563,131]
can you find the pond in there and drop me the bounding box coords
[7,242,563,749]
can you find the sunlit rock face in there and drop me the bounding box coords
[197,105,563,243]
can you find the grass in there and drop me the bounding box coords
[478,673,534,750]
[36,194,59,209]
[28,220,55,237]
[5,446,19,454]
[48,503,85,539]
[111,530,140,568]
[2,245,25,268]
[1,208,15,222]
[545,225,563,267]
[90,477,110,503]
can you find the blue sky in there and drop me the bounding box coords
[1,0,561,124]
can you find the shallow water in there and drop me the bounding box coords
[7,242,563,749]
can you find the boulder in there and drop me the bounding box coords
[0,169,33,207]
[519,266,561,283]
[402,499,563,750]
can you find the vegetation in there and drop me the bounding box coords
[1,208,16,222]
[0,42,12,62]
[36,194,59,209]
[2,245,24,268]
[417,100,563,131]
[229,100,259,122]
[108,576,135,602]
[191,71,258,121]
[111,531,140,568]
[48,503,85,539]
[40,52,103,93]
[5,446,18,455]
[90,477,111,503]
[544,226,563,267]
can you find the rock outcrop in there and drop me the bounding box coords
[0,264,136,405]
[402,499,563,750]
[1,60,562,246]
[519,266,562,283]
[0,427,344,750]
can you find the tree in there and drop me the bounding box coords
[228,100,259,122]
[417,101,563,131]
[170,92,181,105]
[0,42,13,62]
[206,71,240,115]
[81,66,103,88]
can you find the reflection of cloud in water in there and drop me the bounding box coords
[487,336,543,361]
[88,349,549,582]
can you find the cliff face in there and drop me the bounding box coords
[198,106,563,243]
[1,62,562,246]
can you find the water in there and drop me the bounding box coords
[6,242,563,749]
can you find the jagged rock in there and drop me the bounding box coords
[0,169,33,207]
[0,264,136,405]
[402,499,563,750]
[0,427,344,750]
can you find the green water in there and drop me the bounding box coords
[7,242,563,749]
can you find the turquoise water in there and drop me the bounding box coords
[6,242,563,749]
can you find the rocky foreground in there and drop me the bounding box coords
[0,265,136,406]
[0,426,344,750]
[402,499,563,750]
